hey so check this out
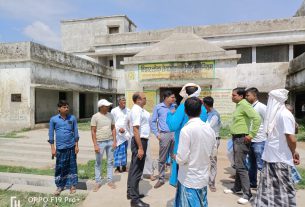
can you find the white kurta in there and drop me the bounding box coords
[111,106,131,146]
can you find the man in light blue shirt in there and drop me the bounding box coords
[203,96,221,192]
[150,90,176,188]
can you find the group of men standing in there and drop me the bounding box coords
[224,87,300,207]
[48,83,300,207]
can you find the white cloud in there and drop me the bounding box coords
[0,0,73,23]
[23,21,61,49]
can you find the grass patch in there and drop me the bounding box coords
[0,165,53,176]
[77,121,91,131]
[0,160,106,180]
[0,189,86,207]
[0,128,31,139]
[296,167,305,190]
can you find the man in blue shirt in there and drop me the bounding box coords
[150,90,176,189]
[48,100,79,196]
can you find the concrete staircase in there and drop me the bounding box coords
[0,172,90,195]
[0,129,95,168]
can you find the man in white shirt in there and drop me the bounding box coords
[253,89,300,207]
[203,96,221,192]
[245,87,267,189]
[111,97,131,173]
[127,92,150,207]
[174,97,216,207]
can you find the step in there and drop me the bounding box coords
[0,142,93,151]
[10,140,94,149]
[0,159,55,168]
[0,172,93,191]
[0,156,91,169]
[0,172,54,187]
[0,148,95,160]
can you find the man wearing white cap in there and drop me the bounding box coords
[91,99,117,191]
[253,89,300,207]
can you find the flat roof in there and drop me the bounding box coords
[61,15,137,27]
[93,17,305,46]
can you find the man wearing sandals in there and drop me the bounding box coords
[48,100,79,195]
[203,96,221,192]
[91,99,117,191]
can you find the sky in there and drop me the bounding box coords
[0,0,303,49]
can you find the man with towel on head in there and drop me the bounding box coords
[166,83,208,187]
[253,89,300,207]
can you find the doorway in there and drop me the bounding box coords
[159,87,182,105]
[79,93,86,119]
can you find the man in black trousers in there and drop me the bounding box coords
[127,92,150,207]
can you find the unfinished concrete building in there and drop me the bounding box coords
[61,14,305,123]
[286,52,305,119]
[0,42,116,133]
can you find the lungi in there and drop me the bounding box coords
[55,146,78,188]
[114,140,128,167]
[174,181,208,207]
[252,162,296,207]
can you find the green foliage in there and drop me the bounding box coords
[77,121,91,131]
[78,160,107,179]
[296,119,305,142]
[296,167,305,190]
[0,128,30,138]
[0,160,106,180]
[0,165,53,176]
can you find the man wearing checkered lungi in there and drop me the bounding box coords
[111,97,131,173]
[48,100,79,196]
[253,89,300,207]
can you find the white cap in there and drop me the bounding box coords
[98,99,112,107]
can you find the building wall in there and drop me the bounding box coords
[237,62,289,92]
[61,16,136,53]
[0,64,32,133]
[115,69,126,94]
[35,89,59,123]
[31,62,112,92]
[286,52,305,118]
[0,42,117,132]
[123,59,238,125]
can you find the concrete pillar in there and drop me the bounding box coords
[252,47,256,63]
[93,93,98,113]
[73,91,79,119]
[113,55,117,70]
[30,87,35,129]
[112,94,117,106]
[289,44,294,61]
[156,89,160,104]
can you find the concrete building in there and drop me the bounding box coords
[0,42,116,133]
[2,5,305,132]
[61,14,305,124]
[286,52,305,119]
